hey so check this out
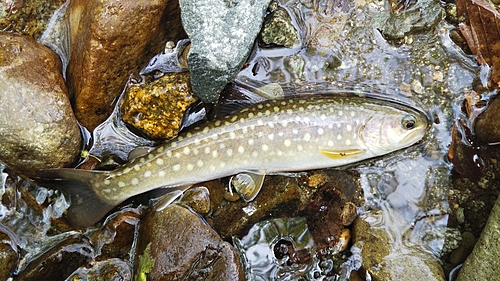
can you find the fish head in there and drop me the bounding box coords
[359,105,428,155]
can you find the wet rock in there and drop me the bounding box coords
[378,0,444,40]
[448,231,476,266]
[0,32,81,174]
[180,186,211,215]
[67,0,186,131]
[67,259,132,281]
[352,214,445,281]
[260,1,301,48]
[0,231,18,280]
[15,234,93,281]
[120,72,197,140]
[475,95,500,143]
[179,0,271,102]
[305,171,362,255]
[457,194,500,281]
[134,204,244,281]
[0,0,66,39]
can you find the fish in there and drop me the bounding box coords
[38,94,428,228]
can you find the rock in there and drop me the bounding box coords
[352,214,446,281]
[134,204,244,281]
[377,0,444,40]
[67,259,132,281]
[457,194,500,281]
[67,0,186,131]
[15,234,93,280]
[0,231,18,280]
[475,95,500,143]
[0,0,66,39]
[0,32,81,174]
[180,186,211,215]
[179,0,271,102]
[260,1,301,48]
[119,72,197,140]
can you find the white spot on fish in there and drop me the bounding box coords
[193,148,199,155]
[166,151,172,158]
[212,150,218,158]
[104,179,111,185]
[292,129,298,135]
[148,154,154,159]
[297,144,303,151]
[248,139,255,145]
[304,133,311,141]
[284,139,291,147]
[174,153,181,159]
[262,144,269,151]
[118,182,126,188]
[131,178,139,185]
[157,146,164,153]
[338,110,343,116]
[252,151,258,157]
[205,147,210,154]
[320,114,327,120]
[220,162,226,168]
[337,134,342,140]
[123,167,132,174]
[159,171,166,177]
[229,131,236,139]
[227,148,233,157]
[317,128,324,135]
[238,146,245,153]
[203,127,209,133]
[144,171,152,178]
[173,164,181,171]
[197,160,204,167]
[134,165,140,171]
[257,120,264,126]
[215,120,221,126]
[346,125,352,132]
[346,139,352,145]
[187,164,194,171]
[328,140,334,146]
[156,158,164,165]
[287,109,293,115]
[268,134,274,140]
[194,138,201,145]
[183,147,190,155]
[273,106,280,112]
[171,142,178,148]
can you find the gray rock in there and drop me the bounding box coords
[179,0,271,102]
[457,194,500,281]
[0,32,82,174]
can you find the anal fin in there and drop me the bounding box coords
[319,147,366,159]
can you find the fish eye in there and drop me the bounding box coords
[401,115,417,130]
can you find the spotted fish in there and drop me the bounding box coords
[39,95,428,228]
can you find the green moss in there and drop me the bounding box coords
[134,243,154,281]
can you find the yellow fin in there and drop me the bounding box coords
[319,148,366,159]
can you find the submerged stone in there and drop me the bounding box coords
[67,0,186,131]
[179,0,271,102]
[260,1,301,48]
[0,32,81,173]
[475,95,500,143]
[134,204,244,281]
[120,72,197,140]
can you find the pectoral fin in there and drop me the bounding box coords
[229,171,266,202]
[319,147,366,159]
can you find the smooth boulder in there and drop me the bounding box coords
[0,32,81,174]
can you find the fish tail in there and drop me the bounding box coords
[36,168,117,229]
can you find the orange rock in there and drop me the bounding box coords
[67,0,186,131]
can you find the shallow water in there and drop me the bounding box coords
[0,0,488,279]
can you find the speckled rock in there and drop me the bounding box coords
[134,204,244,281]
[119,72,197,140]
[352,214,446,281]
[457,194,500,281]
[260,1,300,48]
[0,0,66,39]
[0,32,81,174]
[179,0,271,102]
[67,0,186,131]
[181,186,211,215]
[475,95,500,143]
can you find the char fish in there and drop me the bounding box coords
[39,95,428,228]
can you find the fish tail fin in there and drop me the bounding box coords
[36,169,118,229]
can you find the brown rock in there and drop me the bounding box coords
[180,186,211,215]
[135,204,244,281]
[0,231,18,280]
[0,32,81,173]
[475,95,500,143]
[67,0,186,131]
[120,72,197,140]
